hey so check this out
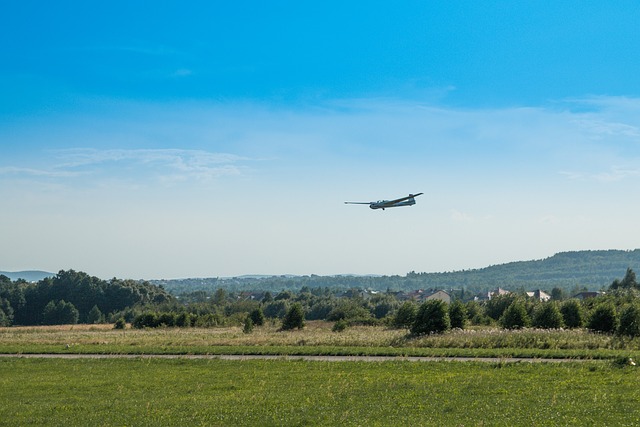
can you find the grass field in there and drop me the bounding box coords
[2,323,640,425]
[1,357,639,426]
[2,322,640,360]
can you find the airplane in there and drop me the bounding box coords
[344,193,423,210]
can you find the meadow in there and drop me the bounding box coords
[1,357,639,426]
[2,321,640,360]
[2,322,640,425]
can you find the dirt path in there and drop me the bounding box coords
[0,353,594,363]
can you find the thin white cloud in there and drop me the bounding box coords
[560,166,640,183]
[2,149,251,185]
[594,166,640,183]
[0,166,79,178]
[58,148,251,182]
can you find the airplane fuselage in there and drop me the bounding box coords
[370,198,417,209]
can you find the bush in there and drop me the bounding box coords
[449,300,468,329]
[411,299,450,335]
[485,294,517,321]
[618,303,640,337]
[113,317,126,330]
[281,303,305,330]
[175,312,192,327]
[157,312,177,327]
[132,312,158,329]
[372,300,398,319]
[332,319,348,332]
[249,307,266,326]
[587,303,618,333]
[393,301,417,329]
[86,305,105,324]
[243,316,254,334]
[327,301,372,322]
[560,299,585,328]
[465,301,491,326]
[306,300,336,320]
[532,302,564,329]
[500,300,531,329]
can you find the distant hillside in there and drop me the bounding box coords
[412,249,640,292]
[0,270,54,282]
[154,249,640,295]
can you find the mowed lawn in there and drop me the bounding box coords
[1,357,639,426]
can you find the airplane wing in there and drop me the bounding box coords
[379,193,423,207]
[344,201,373,205]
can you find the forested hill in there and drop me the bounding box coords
[154,250,640,295]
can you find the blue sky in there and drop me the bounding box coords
[2,1,640,279]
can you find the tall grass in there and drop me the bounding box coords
[2,322,640,359]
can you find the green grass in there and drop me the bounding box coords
[1,357,639,426]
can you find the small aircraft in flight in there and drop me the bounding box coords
[345,193,423,210]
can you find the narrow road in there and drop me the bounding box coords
[0,353,594,363]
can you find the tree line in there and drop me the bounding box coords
[152,249,640,295]
[3,268,640,338]
[119,269,640,339]
[0,270,172,326]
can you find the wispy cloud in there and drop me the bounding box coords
[560,166,640,183]
[0,166,79,178]
[56,148,250,181]
[2,149,251,185]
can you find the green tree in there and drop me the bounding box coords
[86,305,105,324]
[158,312,177,327]
[550,287,566,301]
[306,299,336,320]
[532,302,564,329]
[449,300,468,329]
[327,300,371,322]
[249,307,266,326]
[587,302,618,333]
[0,298,14,326]
[610,268,638,290]
[372,299,397,319]
[411,299,450,335]
[263,300,289,319]
[42,300,79,325]
[275,290,293,301]
[484,294,517,321]
[261,291,273,303]
[281,303,305,330]
[132,312,159,329]
[176,312,192,327]
[617,303,640,337]
[620,268,638,289]
[212,288,228,306]
[500,300,531,329]
[393,301,417,329]
[560,299,585,328]
[243,316,254,334]
[465,301,489,325]
[0,309,9,327]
